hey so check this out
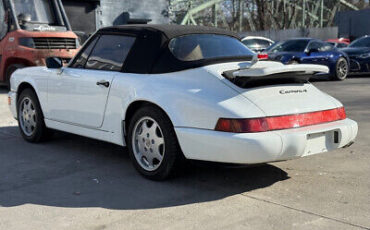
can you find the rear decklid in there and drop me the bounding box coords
[218,61,341,117]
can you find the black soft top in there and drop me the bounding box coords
[95,24,251,74]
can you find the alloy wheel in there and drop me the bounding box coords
[19,97,37,136]
[132,117,165,171]
[336,59,348,79]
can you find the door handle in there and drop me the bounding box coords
[96,80,110,88]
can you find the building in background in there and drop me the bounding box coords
[61,0,169,43]
[336,8,370,40]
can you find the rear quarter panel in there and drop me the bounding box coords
[101,66,266,136]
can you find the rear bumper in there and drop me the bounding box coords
[175,118,358,164]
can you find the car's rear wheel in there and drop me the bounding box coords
[333,57,348,81]
[127,105,183,180]
[17,88,49,142]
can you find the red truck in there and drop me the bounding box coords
[0,0,79,88]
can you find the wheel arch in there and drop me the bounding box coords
[123,100,174,138]
[16,82,45,118]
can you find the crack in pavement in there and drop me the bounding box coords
[240,193,370,230]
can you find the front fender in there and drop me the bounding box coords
[10,66,49,115]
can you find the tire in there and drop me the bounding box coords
[17,88,49,142]
[5,64,25,90]
[332,57,348,81]
[127,105,183,180]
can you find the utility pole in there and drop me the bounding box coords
[302,0,306,27]
[239,0,243,32]
[320,0,324,27]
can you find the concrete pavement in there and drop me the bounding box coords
[0,77,369,229]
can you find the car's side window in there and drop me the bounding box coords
[69,35,99,68]
[307,41,323,52]
[85,35,136,71]
[320,42,334,52]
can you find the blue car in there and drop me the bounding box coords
[265,38,349,80]
[340,36,370,74]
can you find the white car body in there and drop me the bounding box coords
[8,60,358,164]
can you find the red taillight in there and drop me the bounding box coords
[215,107,346,133]
[257,53,268,60]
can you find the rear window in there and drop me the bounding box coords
[168,34,254,61]
[242,39,272,47]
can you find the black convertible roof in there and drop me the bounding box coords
[98,24,240,40]
[93,24,251,74]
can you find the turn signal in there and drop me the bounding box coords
[215,107,346,133]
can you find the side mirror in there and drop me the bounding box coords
[46,57,63,69]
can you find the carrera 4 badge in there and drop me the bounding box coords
[279,89,308,94]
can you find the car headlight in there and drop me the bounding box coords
[358,53,370,58]
[18,37,35,48]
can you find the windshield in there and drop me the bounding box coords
[13,0,55,24]
[349,37,370,48]
[169,34,254,61]
[269,40,309,53]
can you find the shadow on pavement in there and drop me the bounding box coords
[0,126,289,210]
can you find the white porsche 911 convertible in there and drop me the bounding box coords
[8,25,357,180]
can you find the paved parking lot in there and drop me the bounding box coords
[0,77,369,230]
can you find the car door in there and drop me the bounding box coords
[301,41,326,65]
[316,42,336,66]
[47,34,136,128]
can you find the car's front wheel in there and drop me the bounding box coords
[127,105,183,180]
[17,88,49,142]
[333,57,348,81]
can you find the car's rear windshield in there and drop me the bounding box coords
[349,37,370,48]
[168,34,254,61]
[269,40,309,52]
[242,39,271,47]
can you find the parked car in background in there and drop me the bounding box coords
[0,0,80,89]
[241,36,274,53]
[340,36,370,74]
[264,38,349,80]
[327,38,350,48]
[8,25,357,180]
[257,41,280,59]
